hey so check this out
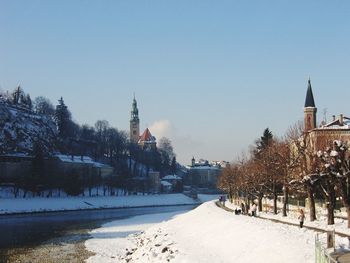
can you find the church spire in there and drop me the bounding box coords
[304,78,316,107]
[303,78,317,132]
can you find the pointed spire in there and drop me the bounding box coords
[304,78,316,107]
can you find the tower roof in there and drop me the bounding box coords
[139,128,156,142]
[130,95,139,121]
[304,79,316,107]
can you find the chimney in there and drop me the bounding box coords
[340,114,344,126]
[333,115,336,121]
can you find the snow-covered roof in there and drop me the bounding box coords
[56,154,95,164]
[186,165,221,170]
[318,116,350,130]
[162,174,182,180]
[55,154,112,168]
[161,180,172,187]
[0,153,33,159]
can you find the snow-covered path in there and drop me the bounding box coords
[85,201,317,263]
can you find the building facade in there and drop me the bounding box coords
[303,79,350,149]
[186,157,222,190]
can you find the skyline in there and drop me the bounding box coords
[1,1,350,164]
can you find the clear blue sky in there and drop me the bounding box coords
[1,1,350,164]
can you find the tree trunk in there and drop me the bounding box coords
[273,193,277,215]
[245,197,250,214]
[347,207,350,228]
[258,193,263,212]
[327,202,335,225]
[282,186,288,217]
[307,187,316,221]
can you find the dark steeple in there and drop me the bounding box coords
[304,78,316,107]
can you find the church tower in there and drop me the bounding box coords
[130,95,140,143]
[304,78,317,132]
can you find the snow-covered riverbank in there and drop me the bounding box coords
[86,200,336,263]
[0,194,209,215]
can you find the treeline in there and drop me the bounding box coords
[218,124,350,227]
[0,86,177,196]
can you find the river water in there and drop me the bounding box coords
[0,205,196,262]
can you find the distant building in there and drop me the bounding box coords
[138,128,157,151]
[161,174,183,192]
[160,180,172,193]
[129,95,157,150]
[303,79,350,149]
[148,171,161,193]
[54,154,114,179]
[185,157,222,189]
[0,153,114,182]
[0,153,33,181]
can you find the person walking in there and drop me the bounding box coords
[241,202,245,215]
[251,203,257,217]
[298,209,305,228]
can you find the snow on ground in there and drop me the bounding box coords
[0,194,202,214]
[85,201,325,263]
[225,201,350,236]
[85,211,186,263]
[197,194,219,202]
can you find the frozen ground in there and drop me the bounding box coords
[0,193,209,214]
[225,201,350,236]
[86,199,341,263]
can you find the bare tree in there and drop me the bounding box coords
[287,121,318,221]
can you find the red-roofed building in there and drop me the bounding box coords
[138,128,157,150]
[129,96,157,150]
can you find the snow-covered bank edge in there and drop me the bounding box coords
[0,194,217,215]
[0,203,199,217]
[85,200,319,263]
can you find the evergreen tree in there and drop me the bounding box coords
[171,156,177,174]
[254,128,273,157]
[54,97,72,138]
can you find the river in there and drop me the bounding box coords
[0,205,196,262]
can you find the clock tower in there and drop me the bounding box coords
[130,95,140,143]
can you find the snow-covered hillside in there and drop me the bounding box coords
[0,102,57,154]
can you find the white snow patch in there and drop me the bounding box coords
[86,201,320,263]
[0,194,199,214]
